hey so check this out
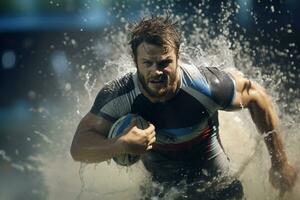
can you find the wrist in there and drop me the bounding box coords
[271,157,288,170]
[114,136,128,154]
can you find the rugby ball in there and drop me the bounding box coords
[108,113,149,166]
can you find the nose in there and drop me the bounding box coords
[149,62,166,75]
[153,67,164,76]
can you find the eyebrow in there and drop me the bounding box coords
[142,56,173,61]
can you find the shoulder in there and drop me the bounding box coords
[90,72,137,121]
[202,67,236,109]
[181,64,236,109]
[225,68,270,110]
[180,63,211,96]
[97,73,135,104]
[200,66,235,88]
[102,73,134,94]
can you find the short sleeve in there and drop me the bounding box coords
[90,73,135,122]
[200,67,236,109]
[90,84,119,122]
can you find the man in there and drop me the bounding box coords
[70,16,297,199]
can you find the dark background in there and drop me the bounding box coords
[0,0,299,199]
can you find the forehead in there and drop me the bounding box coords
[136,42,175,60]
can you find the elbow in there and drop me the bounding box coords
[250,89,272,110]
[70,141,83,162]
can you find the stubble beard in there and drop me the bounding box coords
[137,66,178,99]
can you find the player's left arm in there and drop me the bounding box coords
[225,69,298,193]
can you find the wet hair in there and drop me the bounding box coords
[129,15,181,62]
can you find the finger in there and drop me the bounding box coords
[146,145,153,150]
[293,167,299,183]
[147,131,156,140]
[285,172,297,189]
[279,189,285,198]
[269,171,280,189]
[148,136,156,145]
[280,181,290,194]
[144,124,155,135]
[288,177,296,190]
[287,167,299,189]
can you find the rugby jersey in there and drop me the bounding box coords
[90,64,235,163]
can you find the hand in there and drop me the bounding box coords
[118,121,156,155]
[269,163,298,196]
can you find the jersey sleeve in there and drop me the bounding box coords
[200,67,236,109]
[90,74,134,122]
[90,84,119,122]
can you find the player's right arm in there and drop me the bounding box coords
[71,112,120,163]
[70,112,155,163]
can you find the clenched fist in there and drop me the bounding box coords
[118,120,156,155]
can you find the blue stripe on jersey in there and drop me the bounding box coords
[181,65,211,97]
[161,123,203,136]
[115,114,133,136]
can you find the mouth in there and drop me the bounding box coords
[149,75,168,85]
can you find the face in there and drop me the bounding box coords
[135,42,180,101]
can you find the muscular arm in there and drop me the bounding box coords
[226,70,287,169]
[70,112,156,163]
[70,113,124,163]
[225,69,297,192]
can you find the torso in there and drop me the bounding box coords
[91,63,236,179]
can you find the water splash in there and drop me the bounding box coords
[33,131,53,145]
[16,1,299,200]
[0,150,40,173]
[76,163,87,200]
[84,71,97,102]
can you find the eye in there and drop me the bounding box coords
[158,59,172,68]
[143,61,153,67]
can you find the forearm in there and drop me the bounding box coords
[71,131,125,163]
[263,130,288,169]
[248,96,288,169]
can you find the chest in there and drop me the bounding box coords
[131,90,210,129]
